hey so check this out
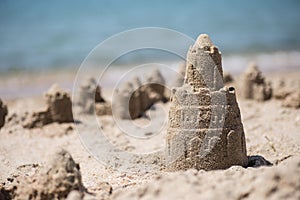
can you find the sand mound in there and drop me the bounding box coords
[272,80,293,100]
[0,149,84,200]
[271,78,300,108]
[112,156,300,200]
[0,149,113,200]
[282,91,300,108]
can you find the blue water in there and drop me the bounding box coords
[0,0,300,72]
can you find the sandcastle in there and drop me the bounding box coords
[113,78,142,119]
[0,98,8,129]
[145,69,167,102]
[78,77,105,110]
[78,77,111,115]
[113,69,167,119]
[23,84,74,128]
[240,62,272,101]
[45,84,74,123]
[166,34,248,171]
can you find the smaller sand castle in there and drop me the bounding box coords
[166,34,248,171]
[146,69,167,102]
[78,77,105,109]
[23,84,74,128]
[45,84,74,123]
[78,77,111,115]
[0,98,8,129]
[240,62,272,101]
[113,69,167,119]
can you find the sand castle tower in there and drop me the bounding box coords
[45,84,74,123]
[129,77,144,119]
[145,69,166,101]
[240,62,272,101]
[113,78,141,119]
[78,77,106,114]
[166,34,248,171]
[113,69,167,119]
[23,84,74,128]
[0,98,8,129]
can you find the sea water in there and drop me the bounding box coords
[0,0,300,72]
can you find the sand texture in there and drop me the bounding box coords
[0,69,299,199]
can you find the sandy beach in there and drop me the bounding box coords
[1,1,300,198]
[0,55,299,199]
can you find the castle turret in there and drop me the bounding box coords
[113,69,167,119]
[45,84,74,123]
[166,34,248,171]
[240,62,272,101]
[78,77,106,114]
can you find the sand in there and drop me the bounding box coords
[0,68,300,199]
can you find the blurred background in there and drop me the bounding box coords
[1,0,300,99]
[1,0,300,73]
